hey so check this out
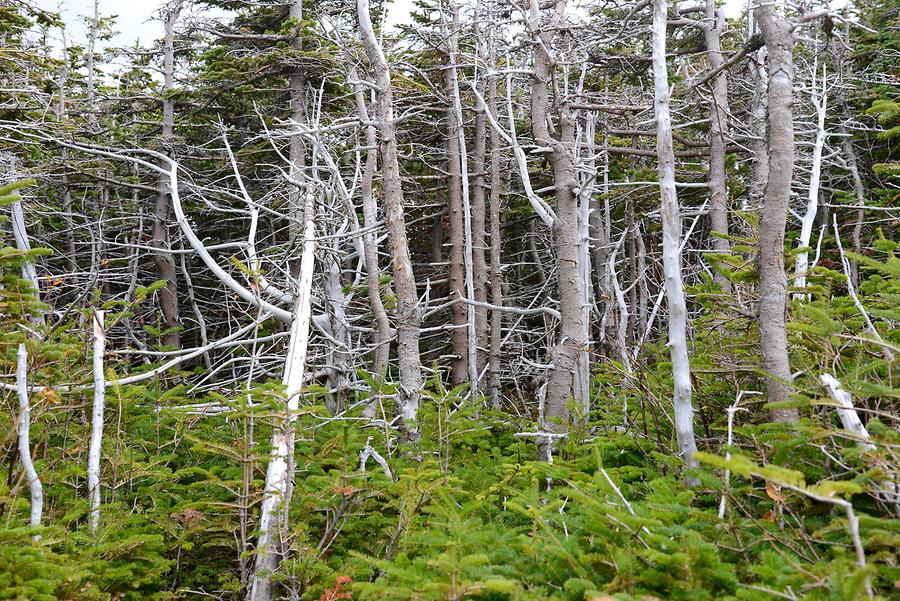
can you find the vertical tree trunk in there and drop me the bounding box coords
[154,1,182,349]
[793,62,827,299]
[747,11,769,211]
[487,31,504,410]
[16,344,42,536]
[288,0,308,278]
[358,0,424,430]
[527,0,587,453]
[703,0,732,293]
[471,0,489,378]
[755,2,798,423]
[248,191,315,601]
[445,55,468,384]
[447,0,478,390]
[88,310,105,532]
[652,0,698,470]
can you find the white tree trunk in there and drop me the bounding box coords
[248,191,316,601]
[652,0,698,470]
[17,344,43,536]
[819,374,874,451]
[793,63,827,299]
[88,310,106,533]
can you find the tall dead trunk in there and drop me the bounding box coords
[487,28,504,410]
[358,0,424,430]
[445,61,468,385]
[16,344,42,537]
[88,310,105,532]
[703,0,732,293]
[793,60,827,299]
[528,0,587,452]
[248,190,315,601]
[471,0,489,378]
[288,0,308,278]
[747,10,769,211]
[755,2,797,423]
[154,1,182,349]
[652,0,698,471]
[351,70,391,378]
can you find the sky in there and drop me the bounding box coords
[34,0,755,55]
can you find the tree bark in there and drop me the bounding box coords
[652,0,698,470]
[755,2,797,423]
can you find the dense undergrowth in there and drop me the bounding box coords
[1,183,899,600]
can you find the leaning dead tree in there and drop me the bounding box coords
[357,0,424,432]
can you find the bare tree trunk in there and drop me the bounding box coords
[154,1,182,349]
[487,33,504,410]
[793,61,827,300]
[248,191,315,601]
[358,0,424,430]
[755,1,797,423]
[447,0,478,391]
[833,20,866,288]
[16,344,42,536]
[88,311,105,533]
[445,56,468,384]
[703,0,732,293]
[652,0,698,471]
[471,0,489,378]
[528,0,587,452]
[8,175,43,325]
[288,0,308,278]
[747,10,768,211]
[351,70,391,378]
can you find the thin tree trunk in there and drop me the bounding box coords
[445,54,468,384]
[154,1,182,349]
[793,61,827,299]
[471,0,489,377]
[447,0,478,391]
[358,0,424,430]
[288,0,308,278]
[703,0,732,293]
[755,1,798,423]
[747,10,768,212]
[88,310,105,532]
[652,0,698,470]
[487,32,504,410]
[17,344,42,536]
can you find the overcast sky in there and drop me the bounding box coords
[34,0,420,52]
